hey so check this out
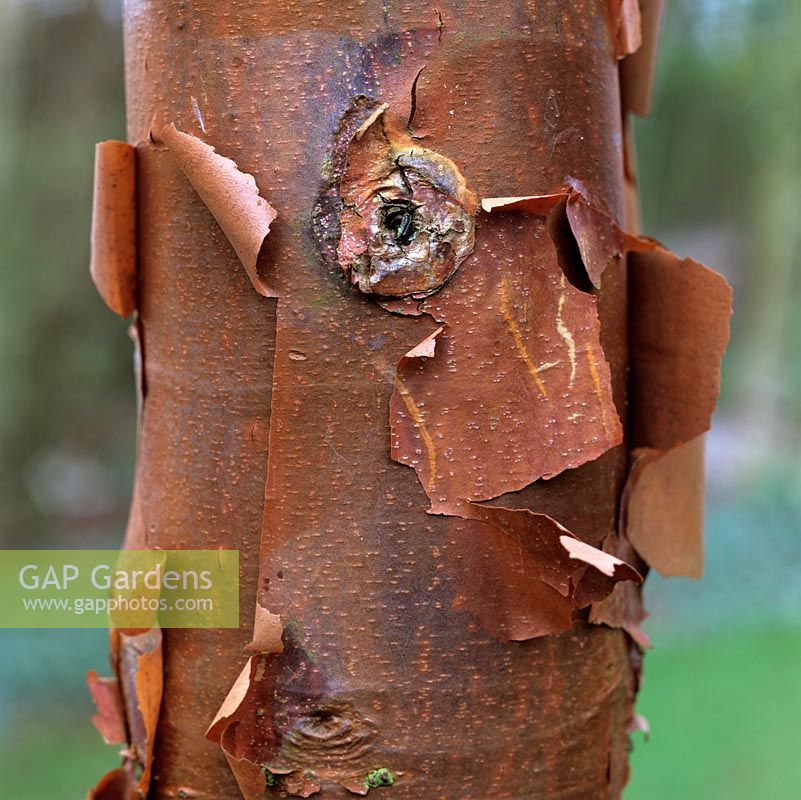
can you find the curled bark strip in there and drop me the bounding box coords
[391,182,730,636]
[561,194,729,586]
[482,185,731,452]
[245,603,285,654]
[479,193,565,215]
[86,769,130,800]
[387,182,645,638]
[479,187,731,462]
[629,712,650,739]
[87,628,163,800]
[627,247,732,452]
[404,325,443,358]
[87,671,127,746]
[448,502,641,641]
[560,535,640,580]
[391,200,623,508]
[90,141,137,318]
[588,529,650,647]
[159,123,278,296]
[355,102,389,139]
[565,193,625,288]
[118,628,163,799]
[620,0,666,117]
[206,658,271,800]
[483,187,623,289]
[322,97,477,298]
[612,0,643,58]
[624,436,706,579]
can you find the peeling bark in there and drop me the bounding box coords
[90,141,137,318]
[85,2,731,798]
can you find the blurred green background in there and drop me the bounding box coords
[0,1,799,797]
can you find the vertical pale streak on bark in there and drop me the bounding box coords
[587,342,616,441]
[393,375,438,494]
[498,279,549,398]
[123,2,635,797]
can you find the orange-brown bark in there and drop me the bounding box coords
[123,3,634,797]
[85,2,729,798]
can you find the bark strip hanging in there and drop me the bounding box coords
[90,141,137,318]
[159,123,278,296]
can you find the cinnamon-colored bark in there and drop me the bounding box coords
[85,2,729,798]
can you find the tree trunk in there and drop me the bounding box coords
[86,2,730,799]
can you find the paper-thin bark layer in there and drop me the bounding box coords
[627,247,732,452]
[475,187,732,462]
[555,189,733,582]
[447,502,641,641]
[117,140,276,798]
[612,0,643,58]
[87,628,163,800]
[86,769,130,800]
[118,2,648,798]
[159,123,278,297]
[205,657,271,800]
[620,0,666,117]
[625,436,706,578]
[119,628,163,797]
[322,118,638,642]
[90,141,137,318]
[87,671,127,746]
[390,204,623,509]
[623,245,731,578]
[390,183,730,630]
[588,527,650,646]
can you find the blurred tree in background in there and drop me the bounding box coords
[0,1,799,798]
[0,0,133,551]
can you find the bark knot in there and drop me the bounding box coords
[315,96,477,299]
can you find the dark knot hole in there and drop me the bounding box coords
[381,201,418,246]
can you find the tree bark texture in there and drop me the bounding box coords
[85,2,731,799]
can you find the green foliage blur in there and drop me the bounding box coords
[0,1,799,798]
